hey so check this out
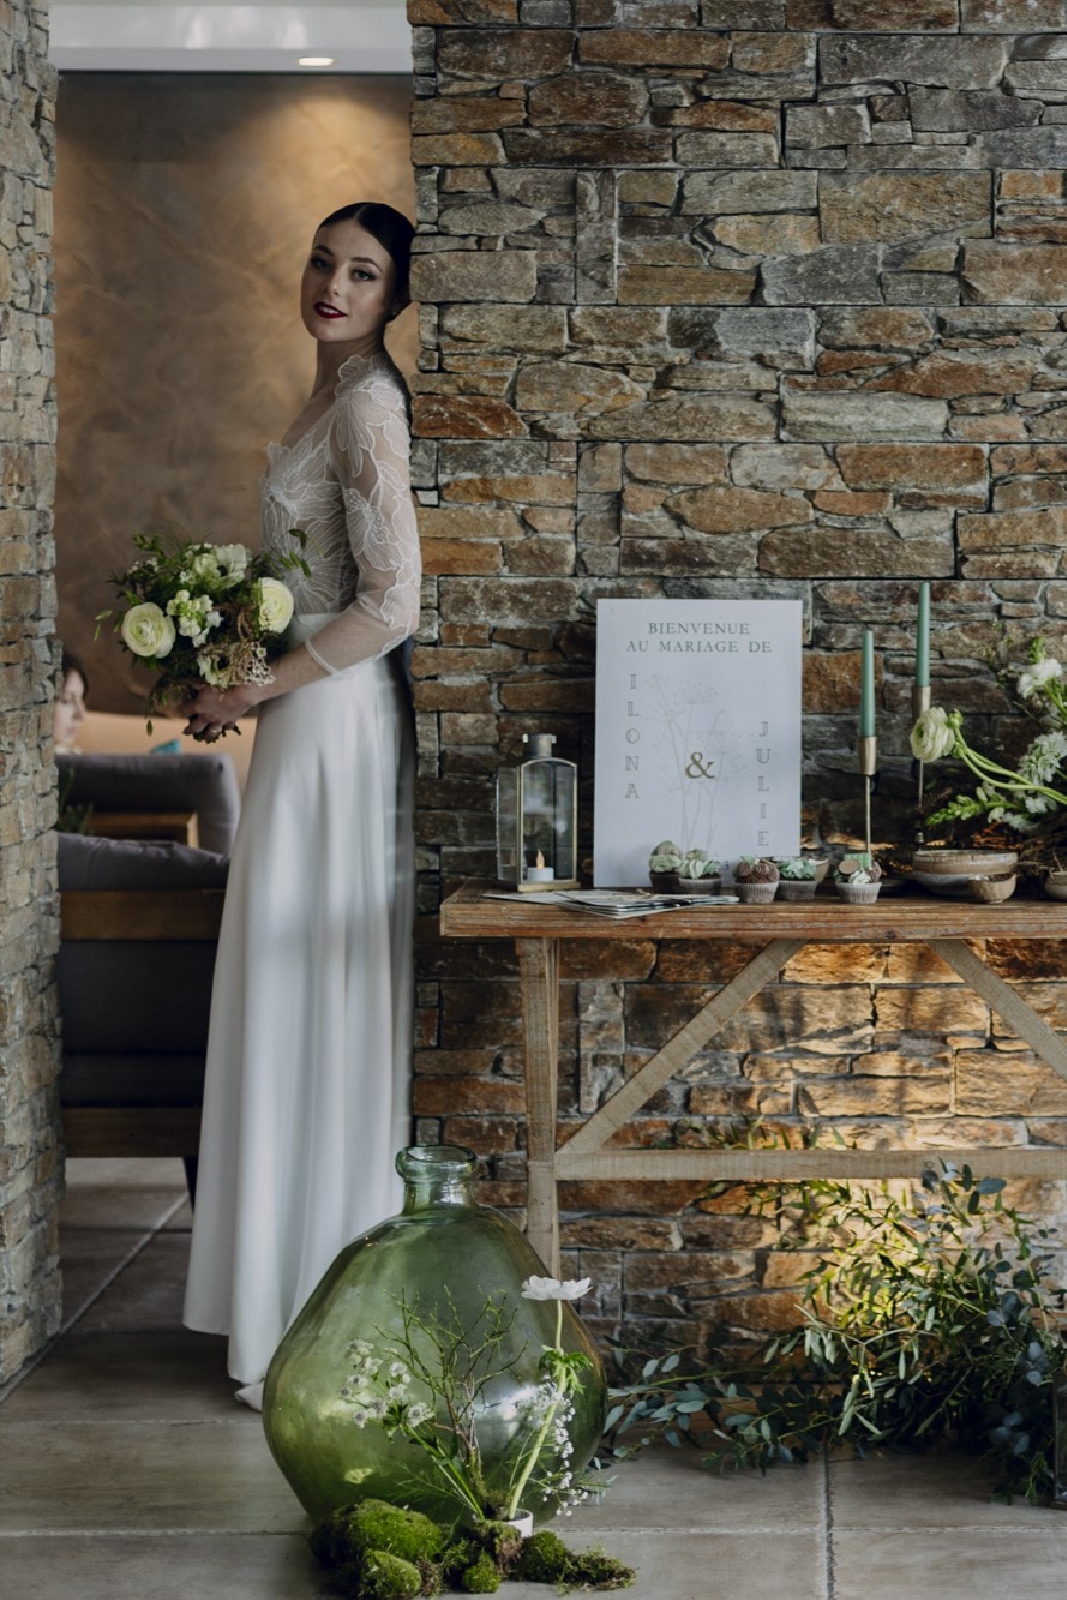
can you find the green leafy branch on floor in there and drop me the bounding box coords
[603,1164,1065,1505]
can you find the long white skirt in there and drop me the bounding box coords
[183,649,414,1385]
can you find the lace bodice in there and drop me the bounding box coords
[262,351,420,675]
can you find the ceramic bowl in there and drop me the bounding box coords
[1045,871,1067,902]
[912,847,1017,877]
[913,870,1017,902]
[912,847,1018,903]
[972,875,1017,904]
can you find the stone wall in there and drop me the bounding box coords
[408,0,1067,1349]
[0,0,61,1382]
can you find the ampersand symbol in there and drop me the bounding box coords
[685,752,715,780]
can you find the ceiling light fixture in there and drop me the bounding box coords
[297,55,335,66]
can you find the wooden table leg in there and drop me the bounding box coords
[518,937,560,1274]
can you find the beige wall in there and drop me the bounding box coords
[55,72,415,712]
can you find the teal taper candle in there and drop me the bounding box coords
[916,581,930,689]
[860,629,876,739]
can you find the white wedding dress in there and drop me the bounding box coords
[183,350,420,1390]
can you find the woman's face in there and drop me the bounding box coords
[54,669,86,752]
[300,220,401,349]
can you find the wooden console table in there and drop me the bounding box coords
[440,883,1067,1273]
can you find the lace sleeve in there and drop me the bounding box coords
[302,372,421,675]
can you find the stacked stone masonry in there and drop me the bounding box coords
[0,0,61,1380]
[407,0,1067,1348]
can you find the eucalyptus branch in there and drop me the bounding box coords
[604,1165,1064,1503]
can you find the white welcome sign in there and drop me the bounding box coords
[594,599,803,887]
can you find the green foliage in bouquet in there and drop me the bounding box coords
[97,530,310,730]
[605,1164,1064,1505]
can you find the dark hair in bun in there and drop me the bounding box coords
[316,202,414,304]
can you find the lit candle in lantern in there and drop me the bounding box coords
[526,848,555,884]
[860,629,876,740]
[916,581,930,689]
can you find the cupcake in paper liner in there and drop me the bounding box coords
[733,856,780,904]
[676,848,722,895]
[776,857,818,902]
[648,839,682,893]
[835,856,882,904]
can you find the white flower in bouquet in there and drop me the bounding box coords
[214,543,250,585]
[910,705,956,763]
[1019,731,1067,787]
[121,602,176,659]
[166,589,223,648]
[521,1276,592,1303]
[182,546,222,586]
[257,576,295,634]
[1018,656,1063,700]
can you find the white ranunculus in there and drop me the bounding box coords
[521,1275,592,1302]
[122,601,176,658]
[257,576,295,633]
[910,706,955,763]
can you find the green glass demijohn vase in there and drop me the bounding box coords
[262,1145,605,1526]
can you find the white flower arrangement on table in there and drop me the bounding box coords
[98,529,310,732]
[911,640,1067,837]
[340,1276,596,1528]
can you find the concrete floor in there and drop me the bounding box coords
[3,1160,1067,1598]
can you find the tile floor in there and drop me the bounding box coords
[3,1158,1067,1598]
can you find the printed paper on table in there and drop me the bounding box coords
[594,599,803,887]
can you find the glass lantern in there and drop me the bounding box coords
[496,733,579,891]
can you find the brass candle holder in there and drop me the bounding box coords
[913,682,931,845]
[859,734,877,863]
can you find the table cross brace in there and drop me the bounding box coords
[560,938,805,1162]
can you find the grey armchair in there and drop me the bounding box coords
[57,751,241,855]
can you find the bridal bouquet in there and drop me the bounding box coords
[99,530,309,730]
[911,638,1067,854]
[340,1275,596,1528]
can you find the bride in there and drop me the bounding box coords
[180,202,420,1407]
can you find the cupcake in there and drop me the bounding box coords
[733,856,780,904]
[835,857,883,904]
[776,856,818,902]
[676,849,723,895]
[648,839,683,893]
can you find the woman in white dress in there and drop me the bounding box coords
[180,202,420,1407]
